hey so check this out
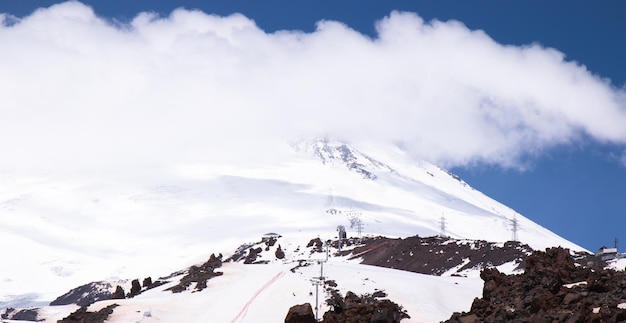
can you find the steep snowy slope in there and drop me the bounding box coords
[291,138,583,250]
[0,139,585,311]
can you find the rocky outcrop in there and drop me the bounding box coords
[227,235,284,263]
[128,279,142,298]
[50,282,114,306]
[265,237,278,249]
[111,286,125,300]
[349,236,534,276]
[307,238,324,253]
[244,247,264,264]
[1,307,41,321]
[58,304,118,323]
[322,291,409,323]
[50,276,167,306]
[286,291,408,323]
[284,303,316,323]
[445,247,625,322]
[276,244,286,259]
[166,253,223,293]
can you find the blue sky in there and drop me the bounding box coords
[1,1,625,251]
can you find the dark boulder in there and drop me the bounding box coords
[111,286,125,300]
[128,279,142,298]
[284,303,316,323]
[276,244,286,259]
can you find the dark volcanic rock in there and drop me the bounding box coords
[290,259,312,273]
[58,304,118,323]
[226,242,260,262]
[1,307,41,321]
[445,247,624,323]
[307,238,324,253]
[276,244,286,259]
[227,236,285,264]
[321,291,410,323]
[284,303,316,323]
[166,253,223,293]
[51,277,167,306]
[265,236,278,249]
[352,236,533,276]
[50,282,114,306]
[128,279,142,298]
[111,286,125,300]
[244,247,263,264]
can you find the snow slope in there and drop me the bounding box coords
[88,260,483,323]
[0,139,585,313]
[28,233,487,323]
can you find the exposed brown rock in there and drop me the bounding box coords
[166,253,223,293]
[1,307,41,321]
[307,238,324,253]
[244,247,263,264]
[352,236,533,276]
[445,247,626,323]
[58,304,118,323]
[111,286,125,300]
[321,291,409,323]
[128,279,142,298]
[275,244,286,259]
[284,303,316,323]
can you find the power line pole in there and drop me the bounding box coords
[348,210,363,240]
[439,213,447,238]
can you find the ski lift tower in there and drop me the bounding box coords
[310,243,329,322]
[310,276,323,321]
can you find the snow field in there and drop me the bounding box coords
[0,141,586,312]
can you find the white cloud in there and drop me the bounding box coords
[1,2,625,174]
[620,152,626,168]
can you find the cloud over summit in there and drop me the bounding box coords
[1,1,625,172]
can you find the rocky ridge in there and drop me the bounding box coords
[344,236,534,276]
[445,247,624,322]
[1,234,605,322]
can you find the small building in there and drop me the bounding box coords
[337,225,347,240]
[596,246,618,261]
[262,232,281,242]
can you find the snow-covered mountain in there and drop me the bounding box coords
[0,138,587,322]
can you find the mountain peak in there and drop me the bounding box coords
[292,138,393,180]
